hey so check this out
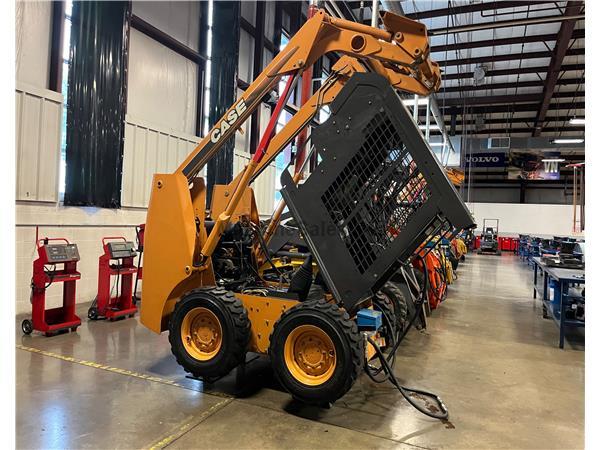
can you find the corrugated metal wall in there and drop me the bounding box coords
[121,115,277,214]
[127,2,200,136]
[15,0,52,89]
[15,83,62,202]
[14,0,279,214]
[121,115,205,207]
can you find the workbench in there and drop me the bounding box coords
[532,257,585,348]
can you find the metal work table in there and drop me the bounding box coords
[532,257,585,348]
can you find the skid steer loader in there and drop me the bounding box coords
[140,9,474,407]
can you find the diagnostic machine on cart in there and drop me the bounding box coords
[88,237,138,321]
[22,238,82,336]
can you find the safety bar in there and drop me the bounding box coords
[37,237,70,248]
[102,236,127,246]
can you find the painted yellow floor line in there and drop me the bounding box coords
[17,344,237,449]
[17,344,188,389]
[16,344,205,393]
[147,398,233,450]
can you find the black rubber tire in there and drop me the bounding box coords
[169,287,250,379]
[269,299,363,405]
[21,319,33,335]
[88,306,100,320]
[372,293,396,351]
[379,282,408,332]
[88,307,98,320]
[306,284,325,302]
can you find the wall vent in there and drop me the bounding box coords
[488,137,510,149]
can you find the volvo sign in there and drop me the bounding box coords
[465,152,506,168]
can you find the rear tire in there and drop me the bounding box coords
[372,293,396,350]
[269,299,363,405]
[169,287,250,379]
[379,282,408,332]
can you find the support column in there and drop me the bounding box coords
[64,1,131,208]
[249,0,266,155]
[206,0,241,202]
[294,1,318,174]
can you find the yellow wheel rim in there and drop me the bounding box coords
[284,324,336,386]
[181,307,223,361]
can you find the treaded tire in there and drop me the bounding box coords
[169,287,250,379]
[379,282,408,332]
[21,319,33,335]
[269,299,363,405]
[372,292,397,350]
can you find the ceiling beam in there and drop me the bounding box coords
[430,29,584,53]
[131,15,207,63]
[437,47,583,68]
[405,1,551,20]
[440,91,584,107]
[428,12,584,36]
[437,77,583,94]
[443,117,579,126]
[532,1,584,136]
[443,63,584,80]
[453,126,584,134]
[439,101,585,114]
[464,181,575,188]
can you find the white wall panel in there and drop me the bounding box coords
[467,202,582,238]
[15,84,62,202]
[265,1,276,42]
[121,115,203,208]
[241,1,256,26]
[128,29,198,135]
[239,29,254,83]
[15,204,147,315]
[132,1,200,51]
[234,150,276,216]
[15,0,51,89]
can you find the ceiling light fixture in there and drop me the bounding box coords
[541,158,566,162]
[402,98,429,106]
[419,124,440,131]
[551,138,584,144]
[569,117,585,125]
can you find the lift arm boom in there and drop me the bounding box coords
[175,9,440,182]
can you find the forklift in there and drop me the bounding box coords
[139,9,474,410]
[478,218,500,255]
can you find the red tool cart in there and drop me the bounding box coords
[88,237,138,321]
[22,238,82,336]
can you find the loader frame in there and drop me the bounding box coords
[140,9,442,341]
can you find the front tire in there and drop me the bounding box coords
[21,319,33,335]
[269,299,363,405]
[169,288,250,379]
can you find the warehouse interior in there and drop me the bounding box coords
[11,1,588,449]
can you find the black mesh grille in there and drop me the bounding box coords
[321,112,431,274]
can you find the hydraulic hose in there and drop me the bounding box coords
[367,336,449,420]
[365,254,449,420]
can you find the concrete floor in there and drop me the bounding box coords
[16,254,584,449]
